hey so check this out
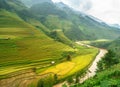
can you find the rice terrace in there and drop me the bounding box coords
[0,0,120,87]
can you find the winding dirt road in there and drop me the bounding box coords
[54,42,107,87]
[79,48,107,83]
[0,42,107,87]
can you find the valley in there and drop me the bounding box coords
[0,42,99,87]
[0,0,120,87]
[0,1,98,86]
[54,43,107,87]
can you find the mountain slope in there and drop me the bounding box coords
[74,64,120,87]
[29,1,120,41]
[0,0,26,11]
[108,37,120,57]
[0,5,75,76]
[30,2,67,19]
[21,0,52,7]
[0,2,99,87]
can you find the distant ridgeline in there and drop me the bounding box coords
[0,0,120,87]
[1,0,119,42]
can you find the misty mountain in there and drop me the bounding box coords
[1,0,120,41]
[21,0,52,7]
[110,24,120,29]
[0,0,26,10]
[108,37,120,57]
[29,1,120,40]
[55,2,69,9]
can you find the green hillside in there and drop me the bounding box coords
[71,38,120,87]
[21,0,52,7]
[0,0,120,87]
[0,0,26,11]
[27,18,73,46]
[0,8,98,87]
[0,0,98,80]
[108,37,120,57]
[72,64,120,87]
[30,2,120,41]
[0,9,75,75]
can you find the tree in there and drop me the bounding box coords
[67,55,71,61]
[37,79,44,87]
[62,84,67,87]
[67,77,74,84]
[54,74,58,83]
[103,50,119,67]
[37,75,54,87]
[75,73,80,83]
[97,50,119,72]
[97,60,104,72]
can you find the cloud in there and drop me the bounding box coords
[52,0,120,24]
[52,0,92,11]
[88,0,120,24]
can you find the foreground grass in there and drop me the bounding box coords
[71,64,120,87]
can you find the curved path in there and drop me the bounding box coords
[79,49,107,83]
[54,43,107,87]
[0,42,107,87]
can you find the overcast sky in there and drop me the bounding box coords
[52,0,120,24]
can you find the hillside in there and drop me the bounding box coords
[0,0,120,87]
[0,8,75,75]
[71,37,120,87]
[72,64,120,87]
[108,37,120,57]
[0,1,99,87]
[21,0,52,7]
[29,1,120,41]
[0,8,98,87]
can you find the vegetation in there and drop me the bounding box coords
[97,50,119,72]
[0,0,120,87]
[0,1,99,87]
[71,64,120,87]
[29,1,120,41]
[38,46,98,80]
[71,38,120,87]
[0,9,75,76]
[37,74,54,87]
[80,39,112,48]
[108,37,120,57]
[67,77,74,85]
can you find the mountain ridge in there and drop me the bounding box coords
[29,1,120,41]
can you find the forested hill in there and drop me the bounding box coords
[1,0,120,41]
[22,0,120,41]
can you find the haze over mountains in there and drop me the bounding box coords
[0,0,120,43]
[21,0,53,7]
[21,0,120,41]
[0,0,120,87]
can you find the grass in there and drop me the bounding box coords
[78,39,112,48]
[72,64,120,87]
[0,9,98,87]
[79,39,111,44]
[0,10,74,76]
[38,46,98,79]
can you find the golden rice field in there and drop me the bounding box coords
[0,10,98,86]
[38,47,98,79]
